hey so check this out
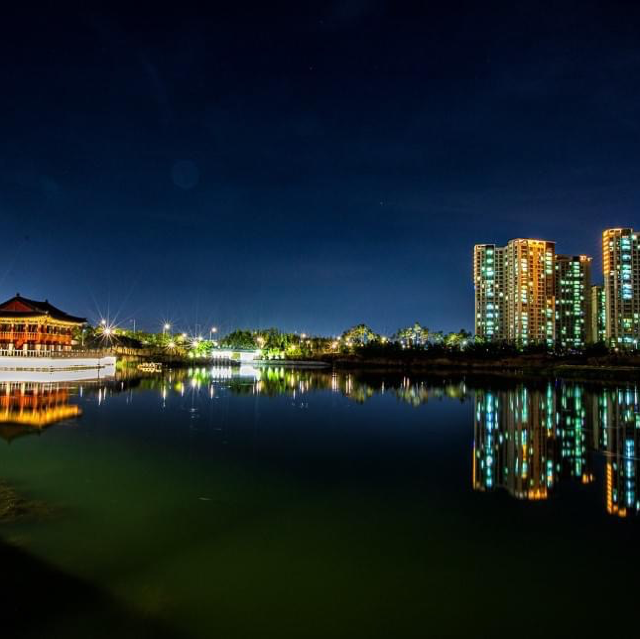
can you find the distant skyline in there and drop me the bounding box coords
[2,2,640,334]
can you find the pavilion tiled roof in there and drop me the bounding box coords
[0,294,86,324]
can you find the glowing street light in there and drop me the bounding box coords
[100,319,114,339]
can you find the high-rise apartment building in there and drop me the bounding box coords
[473,239,556,344]
[473,244,505,340]
[590,285,606,343]
[603,229,640,346]
[505,239,556,344]
[555,255,591,348]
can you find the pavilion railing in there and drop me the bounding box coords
[0,332,71,342]
[0,349,115,358]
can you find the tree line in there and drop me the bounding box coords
[77,321,616,360]
[76,321,473,359]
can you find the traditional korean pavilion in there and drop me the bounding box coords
[0,294,86,353]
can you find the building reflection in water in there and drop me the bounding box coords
[0,381,82,442]
[474,383,640,517]
[598,388,640,517]
[473,387,556,501]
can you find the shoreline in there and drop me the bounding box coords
[123,352,640,382]
[317,356,640,382]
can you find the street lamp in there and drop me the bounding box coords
[163,323,171,336]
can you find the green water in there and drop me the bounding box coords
[2,368,640,638]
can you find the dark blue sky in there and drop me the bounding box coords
[1,1,639,335]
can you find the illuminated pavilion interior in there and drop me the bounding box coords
[0,294,86,353]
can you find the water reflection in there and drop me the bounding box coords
[0,381,82,441]
[599,388,640,517]
[474,383,640,517]
[130,368,640,519]
[104,366,469,406]
[5,364,640,521]
[138,366,469,406]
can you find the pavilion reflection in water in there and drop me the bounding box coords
[0,381,81,442]
[474,383,640,517]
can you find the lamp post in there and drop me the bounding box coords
[163,323,171,337]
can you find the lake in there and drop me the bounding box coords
[2,366,640,638]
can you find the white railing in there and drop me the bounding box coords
[0,349,112,358]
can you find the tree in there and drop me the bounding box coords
[341,324,380,346]
[392,322,429,347]
[220,330,257,349]
[444,329,473,348]
[191,339,214,357]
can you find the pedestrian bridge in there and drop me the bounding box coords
[210,348,261,363]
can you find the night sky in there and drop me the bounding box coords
[2,1,640,335]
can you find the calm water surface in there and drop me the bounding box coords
[2,366,640,638]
